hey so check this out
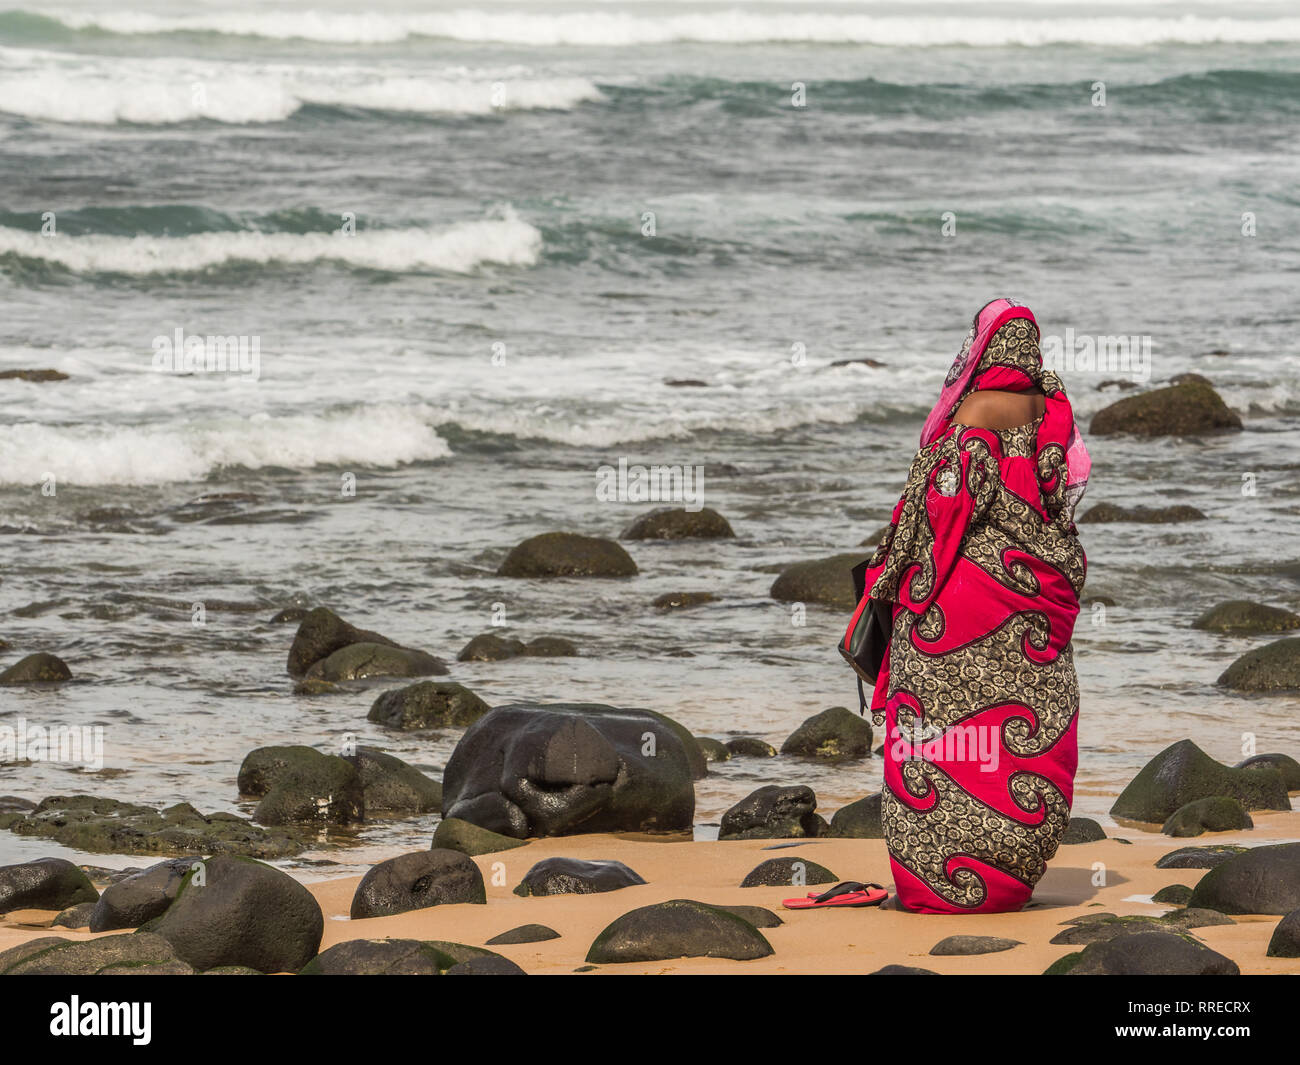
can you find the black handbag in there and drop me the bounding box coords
[838,559,893,715]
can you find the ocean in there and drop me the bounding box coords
[1,0,1298,875]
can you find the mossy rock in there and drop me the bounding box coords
[1235,752,1300,790]
[1080,503,1205,524]
[1161,796,1253,837]
[739,856,837,888]
[458,633,526,661]
[1218,637,1300,692]
[1109,740,1290,823]
[1047,930,1238,975]
[586,899,773,963]
[829,793,883,839]
[725,737,777,758]
[620,507,735,540]
[769,554,861,610]
[1060,816,1107,844]
[368,681,491,730]
[780,706,872,761]
[343,746,442,814]
[1152,884,1193,905]
[0,857,98,914]
[1193,600,1300,635]
[1089,380,1242,437]
[300,938,499,974]
[305,642,447,683]
[696,737,731,764]
[1186,842,1300,915]
[432,816,527,856]
[2,795,303,859]
[236,745,364,826]
[497,532,637,578]
[0,652,72,684]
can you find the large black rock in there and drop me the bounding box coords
[513,857,645,897]
[350,849,486,918]
[440,702,697,837]
[720,785,822,840]
[1187,843,1300,915]
[90,857,197,931]
[1051,930,1239,975]
[586,899,773,963]
[0,857,98,914]
[152,855,323,973]
[1110,739,1290,823]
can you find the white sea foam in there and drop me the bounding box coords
[0,406,452,486]
[0,215,542,275]
[0,66,602,124]
[41,9,1300,47]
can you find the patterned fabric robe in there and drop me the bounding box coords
[862,317,1087,913]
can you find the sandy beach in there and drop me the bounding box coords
[4,811,1298,975]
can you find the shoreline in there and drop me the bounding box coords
[4,811,1299,975]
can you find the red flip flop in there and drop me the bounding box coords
[782,881,888,909]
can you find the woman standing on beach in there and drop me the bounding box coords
[857,298,1090,913]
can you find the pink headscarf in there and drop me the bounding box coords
[921,297,1091,520]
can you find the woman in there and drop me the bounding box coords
[859,298,1090,914]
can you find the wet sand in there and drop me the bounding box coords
[4,810,1298,975]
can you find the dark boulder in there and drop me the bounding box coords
[368,681,491,730]
[1193,600,1300,635]
[1051,930,1239,975]
[1050,909,1232,946]
[829,793,883,839]
[0,652,72,684]
[930,935,1021,956]
[299,939,444,975]
[740,856,837,888]
[287,607,407,677]
[441,702,697,838]
[1156,845,1247,870]
[459,633,526,661]
[152,855,323,973]
[1060,816,1107,844]
[350,849,486,918]
[725,737,777,758]
[586,899,773,963]
[1161,797,1253,837]
[780,706,872,760]
[720,785,821,840]
[0,857,98,913]
[620,507,734,540]
[1089,380,1242,437]
[342,746,441,814]
[305,642,447,683]
[1186,842,1300,915]
[52,902,96,929]
[513,857,645,897]
[696,737,731,763]
[497,532,637,578]
[90,857,196,931]
[1266,908,1300,958]
[299,938,500,975]
[0,932,192,975]
[487,924,560,945]
[1236,752,1300,790]
[1080,502,1205,524]
[1218,637,1300,692]
[870,964,939,975]
[432,816,527,856]
[769,554,860,611]
[237,745,364,826]
[1152,884,1193,905]
[1109,740,1290,822]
